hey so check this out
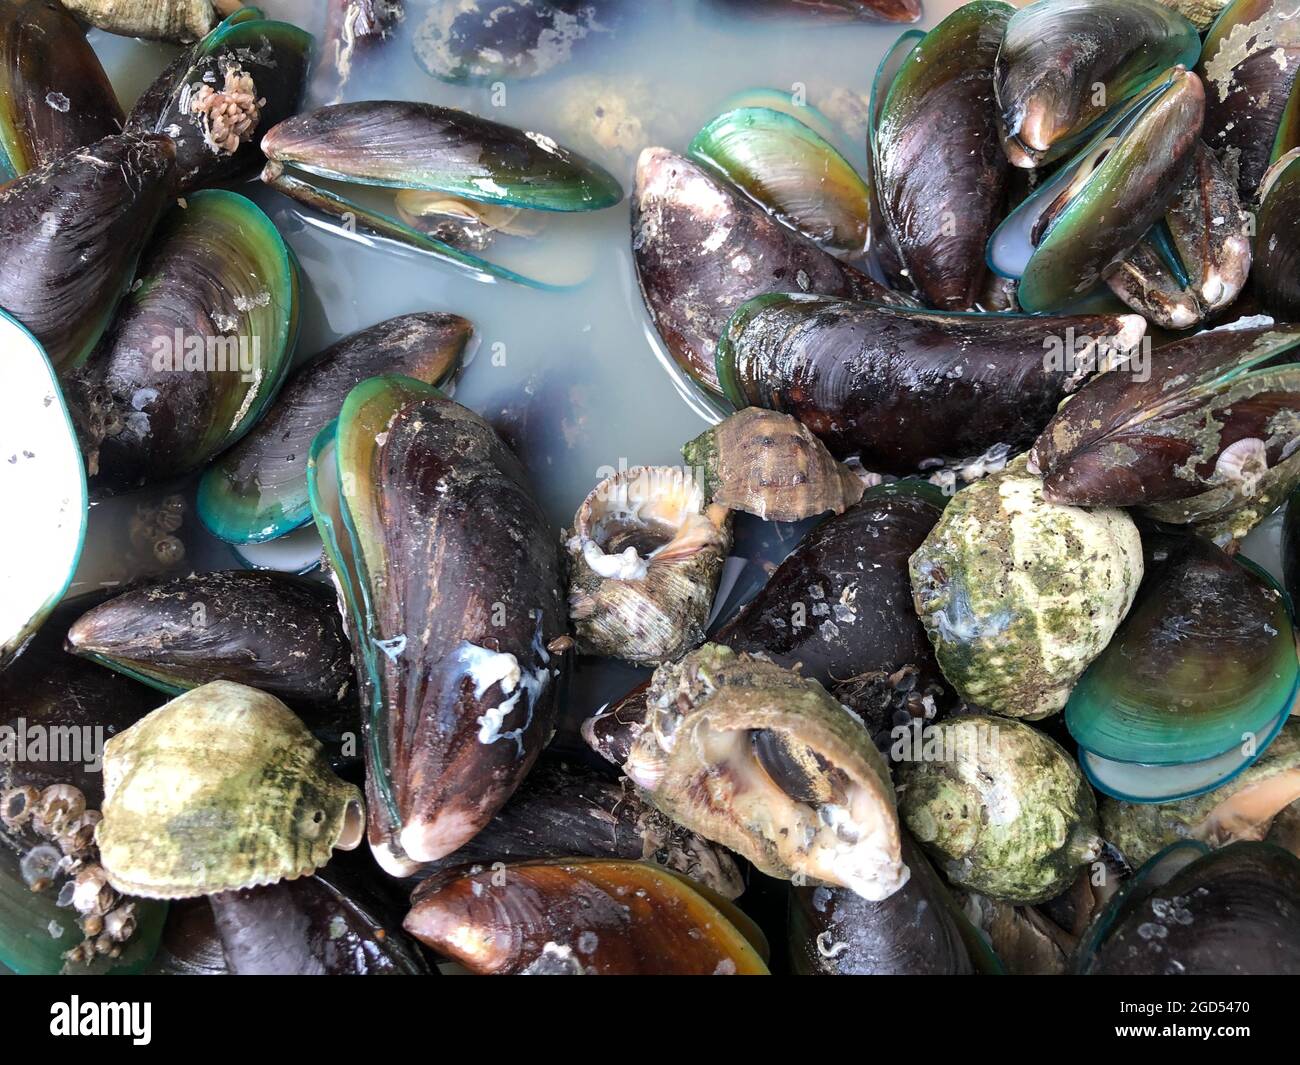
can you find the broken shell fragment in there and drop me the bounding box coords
[622,644,909,902]
[682,408,865,522]
[566,465,731,665]
[909,457,1144,720]
[404,859,769,975]
[898,715,1103,903]
[96,680,364,899]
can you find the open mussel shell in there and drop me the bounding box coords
[683,408,866,523]
[871,1,1012,310]
[707,0,922,21]
[1103,720,1300,865]
[262,101,623,212]
[0,0,124,180]
[1077,841,1300,973]
[405,859,769,975]
[631,148,901,395]
[1067,537,1298,802]
[1028,322,1300,521]
[0,132,176,375]
[308,375,566,875]
[994,0,1201,170]
[788,833,995,975]
[210,858,429,975]
[716,482,949,699]
[198,313,473,545]
[413,0,625,83]
[126,8,311,193]
[414,759,745,900]
[988,66,1205,312]
[1255,150,1300,321]
[393,191,545,252]
[0,313,87,669]
[623,645,908,902]
[715,293,1147,473]
[911,457,1144,721]
[64,571,355,733]
[689,106,872,259]
[899,716,1103,904]
[96,680,364,899]
[68,190,298,494]
[566,465,731,665]
[1106,142,1252,329]
[61,0,238,43]
[1198,0,1300,202]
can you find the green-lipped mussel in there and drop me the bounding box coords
[307,375,567,875]
[1066,535,1298,802]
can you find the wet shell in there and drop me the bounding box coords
[96,681,364,899]
[60,0,233,43]
[909,457,1144,720]
[683,408,865,522]
[566,465,731,665]
[624,645,908,901]
[404,858,769,975]
[897,715,1103,903]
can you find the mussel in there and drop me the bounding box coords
[0,132,176,374]
[565,465,731,665]
[125,7,312,193]
[1067,536,1298,802]
[0,0,124,180]
[307,376,567,875]
[1028,321,1300,546]
[96,681,364,899]
[708,0,922,21]
[198,313,473,546]
[67,190,299,492]
[404,859,769,975]
[716,294,1146,474]
[994,0,1201,169]
[1255,149,1300,321]
[313,0,404,103]
[910,456,1144,720]
[898,715,1103,903]
[621,645,909,901]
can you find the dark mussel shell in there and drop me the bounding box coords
[1079,841,1300,974]
[64,571,355,733]
[0,0,124,180]
[126,9,311,193]
[631,149,902,394]
[141,899,229,976]
[1255,151,1300,321]
[1198,0,1300,201]
[413,0,626,82]
[261,100,623,213]
[404,859,769,975]
[580,679,651,767]
[0,132,176,375]
[788,833,981,975]
[1286,482,1300,606]
[716,294,1146,471]
[198,313,474,546]
[210,859,429,975]
[311,377,567,875]
[414,759,745,900]
[1028,321,1300,508]
[872,1,1012,310]
[994,0,1201,170]
[715,482,948,698]
[313,0,405,103]
[68,190,298,493]
[708,0,922,21]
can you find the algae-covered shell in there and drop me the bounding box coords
[96,680,364,899]
[909,457,1144,720]
[566,465,731,665]
[1102,721,1300,866]
[682,408,865,523]
[897,715,1103,903]
[624,644,908,901]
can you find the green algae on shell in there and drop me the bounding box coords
[96,681,364,900]
[897,715,1103,904]
[909,457,1144,720]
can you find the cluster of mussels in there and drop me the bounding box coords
[3,0,1300,978]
